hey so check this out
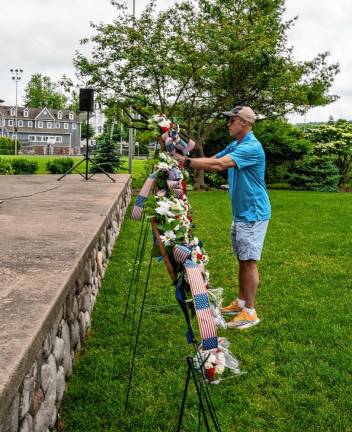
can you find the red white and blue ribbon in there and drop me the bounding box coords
[131,171,158,220]
[174,245,218,350]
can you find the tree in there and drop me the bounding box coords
[253,119,313,182]
[74,0,339,188]
[80,121,95,140]
[0,137,20,155]
[24,74,67,109]
[306,120,352,187]
[91,135,123,173]
[289,155,339,192]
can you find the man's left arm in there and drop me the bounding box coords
[176,154,235,171]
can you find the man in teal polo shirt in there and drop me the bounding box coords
[176,106,271,329]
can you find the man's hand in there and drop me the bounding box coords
[173,152,187,167]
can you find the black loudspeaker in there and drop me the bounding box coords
[79,88,94,112]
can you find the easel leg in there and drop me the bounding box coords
[123,213,146,320]
[176,357,222,432]
[131,222,150,335]
[176,360,192,432]
[124,253,153,412]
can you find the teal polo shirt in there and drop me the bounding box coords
[215,131,271,222]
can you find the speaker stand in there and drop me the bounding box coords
[58,111,116,182]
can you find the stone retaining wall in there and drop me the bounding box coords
[0,180,131,432]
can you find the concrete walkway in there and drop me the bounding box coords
[0,174,130,423]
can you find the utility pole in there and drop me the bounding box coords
[10,68,23,155]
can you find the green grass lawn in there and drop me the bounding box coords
[59,190,352,432]
[0,155,147,188]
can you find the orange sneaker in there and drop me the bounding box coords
[221,300,243,316]
[227,310,260,329]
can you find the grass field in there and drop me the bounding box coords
[0,155,147,188]
[59,189,352,431]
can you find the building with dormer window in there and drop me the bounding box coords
[0,106,81,155]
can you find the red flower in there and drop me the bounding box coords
[188,216,193,222]
[205,367,216,381]
[196,253,203,260]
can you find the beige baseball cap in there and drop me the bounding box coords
[222,106,256,124]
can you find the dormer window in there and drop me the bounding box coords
[10,107,16,116]
[57,111,62,119]
[69,112,74,120]
[24,108,29,118]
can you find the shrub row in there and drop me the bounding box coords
[0,158,38,174]
[0,158,75,175]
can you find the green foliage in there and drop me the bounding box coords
[306,120,352,186]
[0,137,20,155]
[289,155,340,191]
[46,158,74,174]
[24,73,67,109]
[74,0,339,187]
[91,136,123,173]
[11,158,38,175]
[60,191,352,431]
[80,120,95,139]
[253,119,313,182]
[204,171,227,188]
[0,157,13,174]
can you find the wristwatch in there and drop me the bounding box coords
[184,158,192,168]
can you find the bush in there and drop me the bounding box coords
[0,157,13,174]
[289,156,340,192]
[204,171,227,188]
[11,159,38,175]
[0,137,20,155]
[46,158,74,174]
[253,119,313,183]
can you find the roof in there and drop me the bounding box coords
[16,129,71,134]
[0,105,79,121]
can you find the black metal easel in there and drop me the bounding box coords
[177,357,221,432]
[122,218,221,431]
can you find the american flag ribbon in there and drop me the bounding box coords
[168,167,181,181]
[131,171,158,220]
[184,259,218,350]
[167,180,184,199]
[173,245,192,263]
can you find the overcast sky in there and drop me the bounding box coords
[1,0,351,123]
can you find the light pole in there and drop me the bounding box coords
[10,68,23,155]
[0,99,4,137]
[128,0,136,174]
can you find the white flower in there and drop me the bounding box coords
[180,215,191,227]
[215,365,225,374]
[171,200,184,213]
[204,362,214,370]
[157,162,172,171]
[207,354,217,364]
[155,206,174,217]
[160,230,176,246]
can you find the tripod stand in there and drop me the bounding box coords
[58,110,116,182]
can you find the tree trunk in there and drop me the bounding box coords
[193,168,205,190]
[192,137,206,190]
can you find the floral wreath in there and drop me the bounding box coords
[131,114,240,383]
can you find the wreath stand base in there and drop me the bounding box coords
[123,218,221,431]
[177,356,221,432]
